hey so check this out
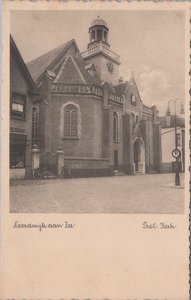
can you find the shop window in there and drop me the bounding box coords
[64,104,78,138]
[130,95,136,106]
[11,93,26,119]
[113,112,118,142]
[32,107,38,139]
[10,133,26,168]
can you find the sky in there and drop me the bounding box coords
[11,10,185,116]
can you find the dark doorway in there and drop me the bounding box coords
[114,150,118,171]
[133,140,140,172]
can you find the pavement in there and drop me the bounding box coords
[9,173,185,214]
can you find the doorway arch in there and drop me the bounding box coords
[133,138,145,174]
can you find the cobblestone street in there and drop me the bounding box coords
[10,173,185,214]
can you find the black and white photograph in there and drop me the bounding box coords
[10,9,186,214]
[2,2,190,299]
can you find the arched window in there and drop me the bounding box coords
[32,107,38,139]
[64,104,78,138]
[113,112,118,142]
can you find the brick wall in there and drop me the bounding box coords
[64,157,111,177]
[10,52,33,179]
[122,114,134,174]
[84,54,119,86]
[153,123,162,173]
[49,94,103,158]
[107,104,123,169]
[140,119,154,173]
[123,83,142,116]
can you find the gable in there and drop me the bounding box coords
[129,77,142,104]
[55,56,86,84]
[26,39,79,83]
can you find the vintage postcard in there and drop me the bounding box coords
[1,1,190,299]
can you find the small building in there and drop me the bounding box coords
[160,114,185,173]
[10,35,40,179]
[26,17,162,177]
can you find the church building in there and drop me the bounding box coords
[26,17,162,177]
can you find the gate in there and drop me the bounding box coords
[40,151,57,175]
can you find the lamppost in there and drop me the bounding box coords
[167,98,184,186]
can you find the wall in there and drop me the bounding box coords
[50,94,103,158]
[123,82,142,116]
[108,103,123,169]
[140,120,154,172]
[84,54,119,85]
[122,113,134,174]
[10,51,33,179]
[64,157,111,177]
[153,123,162,173]
[10,169,25,180]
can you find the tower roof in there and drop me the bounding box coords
[90,17,108,28]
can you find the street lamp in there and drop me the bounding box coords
[167,98,184,186]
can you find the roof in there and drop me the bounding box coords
[90,17,108,28]
[10,35,37,91]
[114,82,128,95]
[71,55,101,85]
[160,115,185,128]
[26,39,75,83]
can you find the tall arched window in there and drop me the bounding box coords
[64,104,78,138]
[32,107,38,139]
[113,112,118,142]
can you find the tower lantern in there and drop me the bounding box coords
[81,17,120,85]
[88,16,109,49]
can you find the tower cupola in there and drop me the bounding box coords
[81,17,120,85]
[88,16,109,49]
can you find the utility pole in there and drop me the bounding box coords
[167,98,182,186]
[174,100,180,186]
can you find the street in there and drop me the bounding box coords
[10,173,185,214]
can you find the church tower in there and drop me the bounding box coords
[81,17,120,85]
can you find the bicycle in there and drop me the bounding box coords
[32,168,55,180]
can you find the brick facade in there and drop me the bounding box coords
[10,36,39,179]
[25,18,162,178]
